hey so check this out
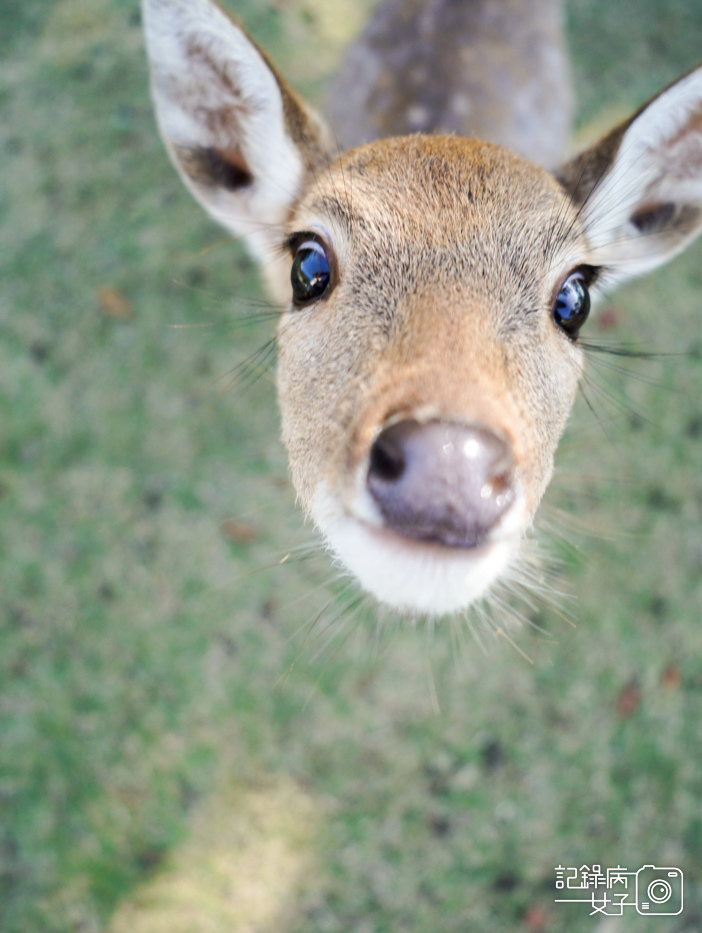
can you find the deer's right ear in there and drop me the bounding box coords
[142,0,331,269]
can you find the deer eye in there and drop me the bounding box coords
[291,240,331,306]
[552,271,591,337]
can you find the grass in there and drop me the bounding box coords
[1,1,702,932]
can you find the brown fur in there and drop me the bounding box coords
[277,136,585,517]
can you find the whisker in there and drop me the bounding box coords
[423,634,441,715]
[274,592,345,690]
[200,337,277,409]
[492,626,535,664]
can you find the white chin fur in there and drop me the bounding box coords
[311,482,522,617]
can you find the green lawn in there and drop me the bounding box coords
[2,1,702,932]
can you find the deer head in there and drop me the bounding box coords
[142,0,702,617]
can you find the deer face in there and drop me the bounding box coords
[276,137,589,614]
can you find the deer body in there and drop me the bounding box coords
[326,0,573,167]
[142,0,702,618]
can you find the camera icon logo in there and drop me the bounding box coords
[636,866,684,916]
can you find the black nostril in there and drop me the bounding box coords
[369,430,406,482]
[366,419,515,548]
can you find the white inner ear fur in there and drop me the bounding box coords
[142,0,304,266]
[583,67,702,276]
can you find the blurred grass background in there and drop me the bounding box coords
[1,1,702,931]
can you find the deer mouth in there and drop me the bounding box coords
[311,479,526,617]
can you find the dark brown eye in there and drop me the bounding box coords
[552,271,591,336]
[291,240,331,306]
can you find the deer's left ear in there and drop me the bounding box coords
[558,66,702,279]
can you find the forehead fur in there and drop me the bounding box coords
[298,135,573,249]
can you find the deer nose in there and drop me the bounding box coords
[367,419,515,548]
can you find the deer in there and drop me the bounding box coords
[141,0,702,621]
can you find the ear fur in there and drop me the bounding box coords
[558,66,702,280]
[142,0,332,293]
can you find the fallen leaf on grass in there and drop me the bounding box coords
[616,679,641,719]
[595,304,622,331]
[661,663,682,691]
[523,903,550,932]
[220,518,260,545]
[98,286,134,321]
